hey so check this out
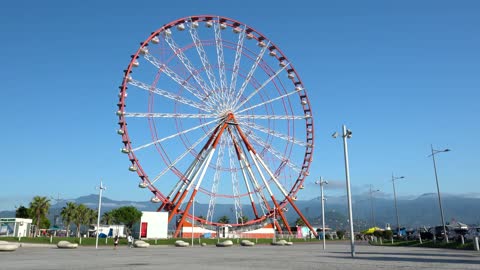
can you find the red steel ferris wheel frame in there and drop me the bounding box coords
[117,15,315,234]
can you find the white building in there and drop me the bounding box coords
[0,218,32,237]
[89,224,127,238]
[132,211,168,239]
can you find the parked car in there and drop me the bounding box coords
[465,227,480,241]
[428,226,449,240]
[419,227,434,240]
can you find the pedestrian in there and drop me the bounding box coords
[127,235,133,248]
[114,235,119,249]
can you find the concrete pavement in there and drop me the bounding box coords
[0,241,478,269]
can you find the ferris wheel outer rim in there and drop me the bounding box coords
[117,15,314,226]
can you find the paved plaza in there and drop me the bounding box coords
[1,241,479,270]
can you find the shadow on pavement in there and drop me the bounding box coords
[356,251,478,258]
[324,254,480,265]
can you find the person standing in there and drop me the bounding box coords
[127,235,133,248]
[114,235,119,249]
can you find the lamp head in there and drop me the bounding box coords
[444,149,451,152]
[331,132,338,139]
[346,129,352,138]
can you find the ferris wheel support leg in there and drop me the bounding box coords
[245,144,292,235]
[161,158,202,211]
[274,219,283,234]
[168,120,226,224]
[162,166,198,211]
[270,196,292,235]
[173,189,199,238]
[251,201,259,219]
[286,196,318,237]
[167,156,207,223]
[173,142,219,238]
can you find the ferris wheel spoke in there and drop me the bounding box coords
[143,52,215,108]
[163,32,214,99]
[229,29,246,107]
[213,20,229,110]
[245,130,301,173]
[149,125,217,185]
[235,114,306,120]
[131,118,219,152]
[128,78,212,112]
[236,87,300,114]
[233,64,290,112]
[188,20,220,93]
[238,120,308,147]
[124,112,218,119]
[232,44,269,108]
[254,151,290,197]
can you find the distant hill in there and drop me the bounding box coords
[1,193,478,230]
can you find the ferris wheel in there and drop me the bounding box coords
[117,15,315,237]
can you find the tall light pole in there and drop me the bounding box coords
[316,177,328,250]
[368,185,380,228]
[95,180,106,249]
[332,125,355,257]
[191,198,195,247]
[391,174,405,238]
[429,145,450,243]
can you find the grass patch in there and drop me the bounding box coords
[370,239,475,250]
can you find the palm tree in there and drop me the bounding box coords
[101,211,115,225]
[73,204,89,237]
[218,215,230,224]
[295,217,306,226]
[61,202,77,236]
[87,208,98,225]
[238,215,249,224]
[29,196,51,236]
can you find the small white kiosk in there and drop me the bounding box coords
[0,218,32,237]
[133,211,168,239]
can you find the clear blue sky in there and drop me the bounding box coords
[1,0,479,210]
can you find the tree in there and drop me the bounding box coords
[40,216,51,230]
[295,217,306,226]
[217,215,230,224]
[237,215,249,224]
[15,205,30,218]
[101,211,115,225]
[336,230,345,240]
[61,202,77,236]
[29,196,51,236]
[87,208,98,225]
[73,204,89,237]
[111,206,142,232]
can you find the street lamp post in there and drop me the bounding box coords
[191,199,195,247]
[333,125,355,257]
[368,185,380,228]
[316,177,328,250]
[95,180,106,249]
[429,145,450,243]
[391,174,405,238]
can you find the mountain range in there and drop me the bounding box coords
[1,193,479,230]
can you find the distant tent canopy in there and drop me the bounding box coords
[361,227,383,235]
